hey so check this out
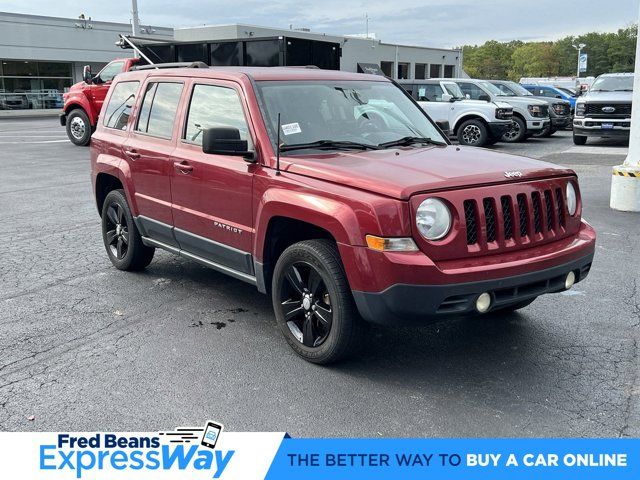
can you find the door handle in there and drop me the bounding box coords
[124,149,140,159]
[174,161,193,174]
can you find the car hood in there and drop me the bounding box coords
[525,95,570,107]
[282,145,574,200]
[582,91,632,102]
[497,96,548,108]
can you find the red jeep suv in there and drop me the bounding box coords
[90,66,596,364]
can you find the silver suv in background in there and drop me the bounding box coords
[573,73,632,145]
[489,80,571,137]
[445,78,550,142]
[400,79,513,147]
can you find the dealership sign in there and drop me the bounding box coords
[579,53,588,72]
[1,427,640,479]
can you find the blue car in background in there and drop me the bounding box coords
[521,84,578,113]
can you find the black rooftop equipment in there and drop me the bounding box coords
[117,34,341,70]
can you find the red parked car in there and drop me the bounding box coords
[61,58,142,145]
[90,66,596,363]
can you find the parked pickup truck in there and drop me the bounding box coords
[400,79,513,147]
[522,84,579,113]
[446,78,551,142]
[489,80,572,137]
[61,57,144,145]
[573,73,633,145]
[91,65,595,363]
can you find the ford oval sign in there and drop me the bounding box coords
[504,171,523,178]
[602,106,616,114]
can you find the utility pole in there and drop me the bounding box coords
[572,43,586,78]
[131,0,140,36]
[610,6,640,211]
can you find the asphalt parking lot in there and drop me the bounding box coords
[0,117,638,437]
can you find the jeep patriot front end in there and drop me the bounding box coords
[90,66,595,364]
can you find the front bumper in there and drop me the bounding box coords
[551,117,571,129]
[353,253,593,326]
[343,220,596,326]
[573,118,630,138]
[487,121,511,138]
[526,119,549,132]
[59,112,66,126]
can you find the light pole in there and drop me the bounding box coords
[572,43,586,78]
[610,5,640,212]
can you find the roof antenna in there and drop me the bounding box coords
[275,113,282,175]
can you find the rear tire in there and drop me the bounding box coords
[501,116,527,143]
[101,189,155,271]
[272,239,363,364]
[457,119,488,147]
[573,133,587,145]
[66,109,92,146]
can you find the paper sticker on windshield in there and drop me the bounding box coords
[281,122,302,135]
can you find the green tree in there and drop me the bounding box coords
[462,24,637,79]
[509,42,560,80]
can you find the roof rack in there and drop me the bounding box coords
[132,62,209,71]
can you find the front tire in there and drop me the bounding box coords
[501,116,527,143]
[457,119,488,147]
[573,133,587,145]
[272,239,362,364]
[66,109,92,146]
[101,190,155,271]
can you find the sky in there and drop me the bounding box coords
[1,0,638,48]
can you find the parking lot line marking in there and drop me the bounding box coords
[565,146,629,155]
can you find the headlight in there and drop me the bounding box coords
[416,198,452,240]
[576,103,586,117]
[566,182,577,216]
[528,104,542,116]
[495,108,512,120]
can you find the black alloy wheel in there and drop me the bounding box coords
[279,261,333,348]
[105,202,129,260]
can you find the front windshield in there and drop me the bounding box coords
[442,82,465,99]
[505,81,532,96]
[590,75,633,92]
[255,80,447,152]
[479,81,506,96]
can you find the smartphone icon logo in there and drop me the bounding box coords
[201,421,223,449]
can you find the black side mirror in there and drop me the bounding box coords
[478,94,491,102]
[555,94,562,99]
[83,65,93,84]
[203,127,255,162]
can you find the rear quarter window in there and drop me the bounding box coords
[103,81,140,130]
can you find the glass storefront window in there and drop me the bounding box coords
[0,59,72,110]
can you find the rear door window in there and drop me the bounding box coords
[103,81,140,130]
[135,82,184,138]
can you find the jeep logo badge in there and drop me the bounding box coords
[602,106,616,114]
[504,171,523,178]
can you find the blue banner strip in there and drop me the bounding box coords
[265,438,640,480]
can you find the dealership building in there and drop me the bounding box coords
[0,11,463,111]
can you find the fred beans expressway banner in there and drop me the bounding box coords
[0,428,639,480]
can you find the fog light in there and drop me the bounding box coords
[565,271,576,290]
[476,293,492,313]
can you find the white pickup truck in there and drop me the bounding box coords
[400,79,513,147]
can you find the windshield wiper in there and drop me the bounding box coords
[280,140,380,152]
[378,136,446,149]
[613,89,633,92]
